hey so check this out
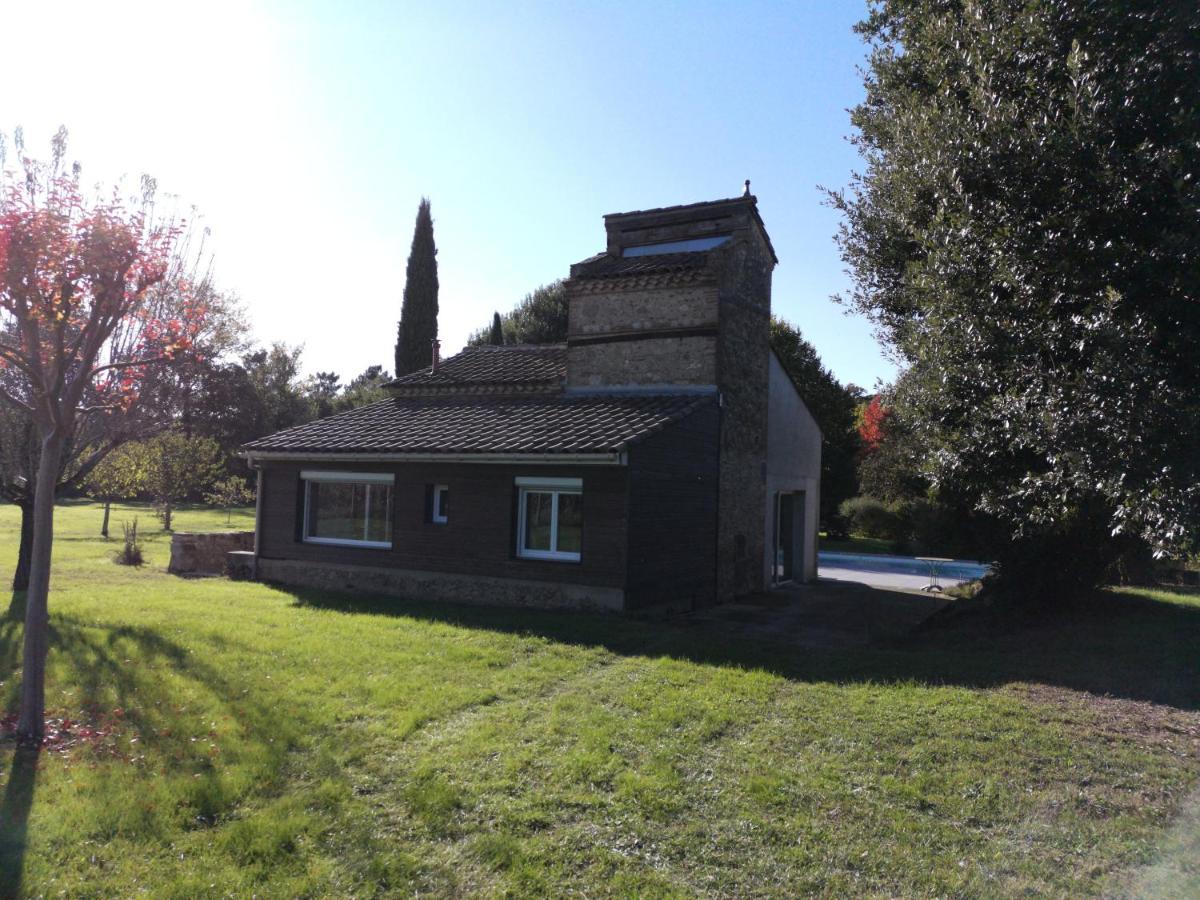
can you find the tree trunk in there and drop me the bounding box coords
[16,432,65,744]
[162,501,172,532]
[101,501,111,539]
[12,498,34,593]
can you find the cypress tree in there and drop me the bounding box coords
[394,198,439,375]
[488,311,504,346]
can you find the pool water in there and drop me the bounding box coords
[819,552,990,582]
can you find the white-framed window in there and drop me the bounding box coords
[301,470,394,548]
[432,484,449,524]
[516,477,582,562]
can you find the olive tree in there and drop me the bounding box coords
[831,1,1200,600]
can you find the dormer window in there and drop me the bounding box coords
[621,235,730,257]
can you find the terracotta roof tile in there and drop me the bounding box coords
[242,392,713,457]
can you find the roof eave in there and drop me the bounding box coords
[243,450,626,466]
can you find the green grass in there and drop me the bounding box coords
[1,501,1198,897]
[819,532,896,555]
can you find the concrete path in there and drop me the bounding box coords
[819,565,948,592]
[686,578,949,649]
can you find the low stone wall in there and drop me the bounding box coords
[168,531,254,576]
[255,557,626,612]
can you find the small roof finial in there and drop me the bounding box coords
[743,179,751,197]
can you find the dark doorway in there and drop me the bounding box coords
[773,491,805,585]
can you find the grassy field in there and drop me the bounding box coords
[817,533,896,556]
[1,501,1198,897]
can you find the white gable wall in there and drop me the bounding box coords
[764,351,823,584]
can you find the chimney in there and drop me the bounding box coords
[430,338,441,373]
[599,194,777,263]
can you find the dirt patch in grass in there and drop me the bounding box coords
[1005,684,1200,755]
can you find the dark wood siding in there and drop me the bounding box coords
[624,402,720,610]
[257,460,628,589]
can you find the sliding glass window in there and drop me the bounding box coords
[302,471,394,548]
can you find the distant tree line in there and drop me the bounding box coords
[3,191,443,588]
[1,269,398,584]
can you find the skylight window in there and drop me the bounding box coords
[621,235,730,257]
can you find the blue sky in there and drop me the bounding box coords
[4,0,896,389]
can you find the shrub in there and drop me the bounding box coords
[896,498,946,555]
[114,519,144,567]
[824,513,852,541]
[839,496,905,541]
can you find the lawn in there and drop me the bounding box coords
[1,501,1198,897]
[818,532,895,556]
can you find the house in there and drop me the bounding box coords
[242,193,821,613]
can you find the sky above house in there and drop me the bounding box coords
[3,0,898,390]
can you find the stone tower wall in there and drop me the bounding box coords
[566,281,719,387]
[713,233,774,600]
[565,197,776,602]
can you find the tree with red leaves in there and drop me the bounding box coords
[857,396,892,453]
[0,129,204,743]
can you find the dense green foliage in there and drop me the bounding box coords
[131,433,224,532]
[179,347,391,478]
[854,389,924,505]
[832,0,1200,596]
[204,476,256,524]
[83,446,145,538]
[488,311,504,345]
[838,495,902,541]
[469,280,569,347]
[1,502,1198,895]
[334,365,393,411]
[394,199,439,375]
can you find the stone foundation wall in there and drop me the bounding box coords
[255,557,626,612]
[168,531,254,576]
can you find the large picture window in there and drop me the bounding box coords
[302,471,394,548]
[516,477,582,562]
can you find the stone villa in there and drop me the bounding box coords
[242,193,821,612]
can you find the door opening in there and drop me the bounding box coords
[773,491,805,585]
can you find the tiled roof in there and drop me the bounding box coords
[242,392,713,456]
[569,251,713,280]
[387,345,566,393]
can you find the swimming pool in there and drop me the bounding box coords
[819,552,991,582]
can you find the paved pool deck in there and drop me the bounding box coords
[685,576,950,649]
[818,565,965,592]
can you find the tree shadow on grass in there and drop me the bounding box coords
[282,583,1200,712]
[0,610,299,893]
[0,746,38,898]
[6,590,23,623]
